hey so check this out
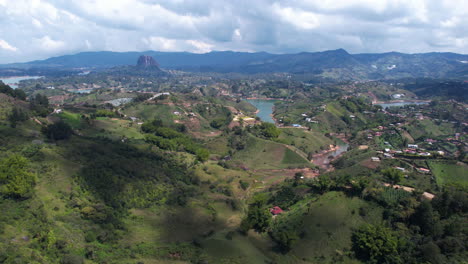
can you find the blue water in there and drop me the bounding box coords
[377,101,429,109]
[0,76,42,89]
[70,89,92,94]
[245,99,277,123]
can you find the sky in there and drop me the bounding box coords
[0,0,467,63]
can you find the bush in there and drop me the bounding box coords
[210,118,226,129]
[239,180,249,190]
[94,109,115,117]
[42,121,73,140]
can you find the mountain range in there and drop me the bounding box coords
[2,49,468,80]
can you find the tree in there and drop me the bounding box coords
[257,122,280,138]
[383,168,403,185]
[270,228,299,253]
[419,242,446,264]
[411,200,443,237]
[42,121,73,140]
[270,186,297,208]
[8,107,29,128]
[210,119,225,129]
[13,89,26,100]
[0,82,26,100]
[352,224,401,264]
[240,196,271,233]
[195,148,210,162]
[0,155,36,199]
[311,175,334,194]
[432,190,468,219]
[294,172,304,185]
[30,94,50,116]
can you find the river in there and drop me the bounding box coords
[244,99,277,123]
[311,140,349,170]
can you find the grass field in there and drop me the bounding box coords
[201,231,273,264]
[278,128,333,155]
[291,192,381,263]
[83,118,144,140]
[231,135,310,169]
[428,161,468,189]
[406,119,456,140]
[123,103,179,123]
[58,110,84,129]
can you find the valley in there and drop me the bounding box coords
[0,53,467,264]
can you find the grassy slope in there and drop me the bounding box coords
[3,99,271,263]
[291,192,382,263]
[278,128,334,155]
[428,161,468,189]
[231,134,310,169]
[123,103,178,122]
[405,119,456,140]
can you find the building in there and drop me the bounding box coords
[270,206,284,215]
[417,168,431,173]
[371,157,380,162]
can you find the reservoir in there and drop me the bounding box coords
[245,99,277,123]
[377,101,430,109]
[0,76,42,89]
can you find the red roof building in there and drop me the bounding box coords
[270,206,284,215]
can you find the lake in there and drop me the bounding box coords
[70,89,93,94]
[377,101,430,109]
[0,76,43,89]
[245,99,277,123]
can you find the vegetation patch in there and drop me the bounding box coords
[428,161,468,189]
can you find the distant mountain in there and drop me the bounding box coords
[1,49,468,80]
[136,55,160,68]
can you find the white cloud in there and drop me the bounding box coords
[273,4,321,30]
[0,0,467,63]
[0,39,18,52]
[186,40,213,53]
[32,18,43,28]
[36,36,66,52]
[143,36,213,53]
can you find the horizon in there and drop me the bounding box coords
[5,48,468,65]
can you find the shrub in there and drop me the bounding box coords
[42,121,73,140]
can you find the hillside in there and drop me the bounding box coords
[0,75,466,264]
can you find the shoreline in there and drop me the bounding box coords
[0,75,44,79]
[245,97,285,101]
[373,99,431,105]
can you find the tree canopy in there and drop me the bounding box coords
[0,155,36,199]
[352,224,401,264]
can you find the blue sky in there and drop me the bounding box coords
[0,0,467,63]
